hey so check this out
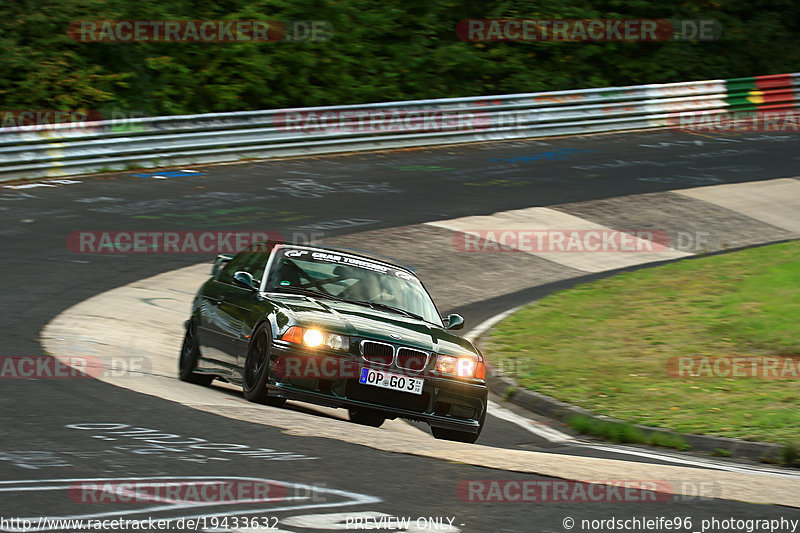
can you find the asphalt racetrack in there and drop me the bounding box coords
[1,129,799,532]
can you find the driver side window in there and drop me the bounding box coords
[217,251,269,285]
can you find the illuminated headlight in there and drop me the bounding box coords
[303,329,324,347]
[435,355,458,374]
[435,354,485,379]
[281,326,349,351]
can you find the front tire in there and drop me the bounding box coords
[178,320,213,386]
[348,408,386,427]
[243,324,286,407]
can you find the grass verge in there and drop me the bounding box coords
[485,241,800,445]
[568,415,690,450]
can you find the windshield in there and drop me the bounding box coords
[266,246,442,325]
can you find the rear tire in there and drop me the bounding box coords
[348,408,386,427]
[243,324,286,407]
[178,320,213,386]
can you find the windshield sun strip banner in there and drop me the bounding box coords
[282,247,420,284]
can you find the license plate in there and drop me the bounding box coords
[359,367,423,395]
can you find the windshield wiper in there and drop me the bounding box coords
[345,299,426,321]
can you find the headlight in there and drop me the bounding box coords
[435,354,485,379]
[303,329,324,347]
[435,355,458,374]
[281,327,349,351]
[324,333,346,350]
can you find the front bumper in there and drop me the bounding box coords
[268,341,488,433]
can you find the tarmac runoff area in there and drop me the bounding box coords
[41,177,800,507]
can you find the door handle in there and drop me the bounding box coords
[215,295,226,305]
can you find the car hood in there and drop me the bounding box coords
[269,294,477,356]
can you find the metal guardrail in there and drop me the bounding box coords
[1,73,797,182]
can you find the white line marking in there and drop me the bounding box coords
[486,400,575,443]
[0,476,381,533]
[463,306,522,344]
[580,444,800,478]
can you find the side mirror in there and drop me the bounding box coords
[212,254,234,276]
[232,271,257,291]
[445,313,465,330]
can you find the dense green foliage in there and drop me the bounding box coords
[1,0,797,115]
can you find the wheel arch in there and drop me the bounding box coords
[248,313,280,342]
[247,304,294,342]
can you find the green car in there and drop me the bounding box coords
[179,242,488,443]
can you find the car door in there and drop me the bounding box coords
[197,250,265,370]
[221,247,274,365]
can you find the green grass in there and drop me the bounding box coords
[567,415,690,450]
[484,241,800,445]
[502,386,518,401]
[781,444,800,466]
